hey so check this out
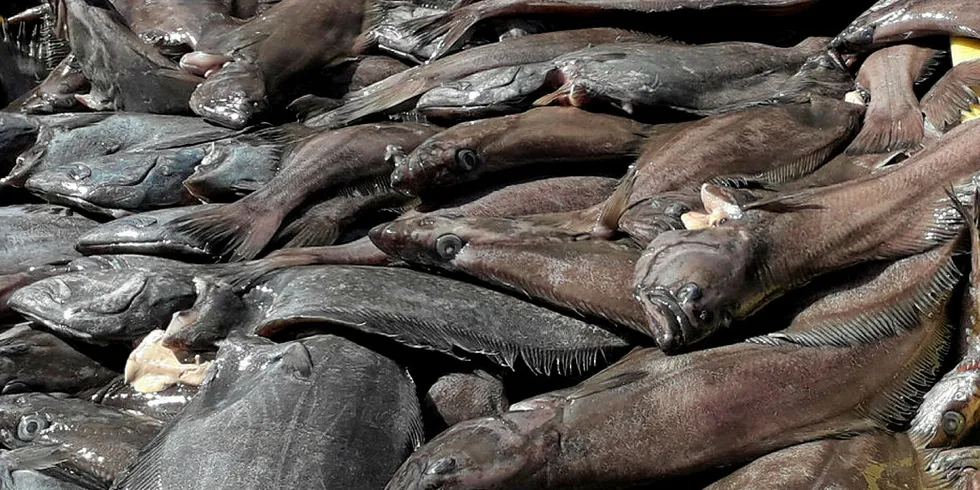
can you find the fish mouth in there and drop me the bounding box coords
[637,287,695,352]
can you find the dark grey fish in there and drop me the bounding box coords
[109,0,235,54]
[0,112,41,176]
[75,205,223,261]
[274,189,411,250]
[0,266,72,322]
[166,265,631,374]
[0,324,117,395]
[90,377,196,423]
[6,54,90,115]
[61,0,203,113]
[425,371,508,430]
[832,0,980,53]
[0,393,162,489]
[8,256,198,344]
[0,446,87,490]
[368,1,449,63]
[417,62,553,120]
[25,146,205,218]
[0,204,96,275]
[112,334,423,490]
[0,23,48,108]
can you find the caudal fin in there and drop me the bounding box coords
[399,8,482,61]
[847,96,925,155]
[921,60,980,134]
[169,203,284,262]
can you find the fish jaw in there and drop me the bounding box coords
[189,61,267,129]
[370,217,467,269]
[910,363,980,449]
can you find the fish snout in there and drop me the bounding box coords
[831,25,874,53]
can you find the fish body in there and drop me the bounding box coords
[425,371,509,431]
[417,63,555,121]
[75,205,223,261]
[6,55,91,114]
[0,204,96,275]
[833,0,980,53]
[112,334,423,490]
[0,324,117,395]
[110,0,235,53]
[91,377,197,423]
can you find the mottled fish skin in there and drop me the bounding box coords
[634,118,980,352]
[75,205,222,261]
[90,377,197,423]
[307,28,662,128]
[386,242,958,490]
[112,334,423,490]
[536,38,852,117]
[0,204,96,275]
[184,0,369,128]
[62,0,203,113]
[390,107,659,196]
[417,63,554,121]
[705,432,933,490]
[0,393,162,489]
[833,0,980,54]
[0,324,116,396]
[372,215,647,332]
[425,371,509,431]
[25,146,206,218]
[6,54,91,115]
[926,446,980,490]
[849,44,937,155]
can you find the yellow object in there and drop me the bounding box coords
[951,37,980,122]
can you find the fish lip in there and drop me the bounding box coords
[638,287,693,352]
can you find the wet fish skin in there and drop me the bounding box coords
[91,377,197,422]
[0,393,161,489]
[6,54,91,115]
[274,190,411,250]
[112,334,423,490]
[0,446,85,490]
[922,59,980,135]
[0,204,96,275]
[0,266,72,321]
[634,117,980,352]
[110,0,235,53]
[417,63,553,121]
[832,0,980,53]
[328,55,411,96]
[391,107,657,196]
[425,371,509,430]
[926,446,980,489]
[0,112,40,175]
[75,205,223,261]
[63,0,203,113]
[0,324,117,396]
[0,27,48,108]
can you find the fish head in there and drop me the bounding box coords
[417,64,551,120]
[927,446,980,490]
[370,216,469,269]
[910,365,980,449]
[190,61,267,129]
[0,393,60,449]
[385,409,560,490]
[183,140,279,201]
[830,23,876,53]
[634,225,758,352]
[0,325,104,395]
[163,277,247,352]
[391,121,491,195]
[7,269,197,343]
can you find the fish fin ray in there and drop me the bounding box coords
[847,98,925,155]
[278,220,341,249]
[922,59,980,133]
[594,165,639,236]
[916,49,947,85]
[170,203,284,262]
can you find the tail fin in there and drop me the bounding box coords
[594,165,638,237]
[169,202,285,262]
[921,59,980,133]
[847,96,925,155]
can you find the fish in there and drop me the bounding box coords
[633,118,980,352]
[425,371,509,431]
[0,22,48,108]
[704,432,936,490]
[0,446,86,490]
[0,393,162,489]
[0,204,96,275]
[327,55,412,97]
[25,146,206,218]
[8,256,199,344]
[366,0,450,63]
[75,205,224,261]
[274,189,411,250]
[306,28,663,129]
[416,62,554,121]
[533,39,853,117]
[60,0,204,113]
[109,0,235,54]
[168,265,632,374]
[371,215,648,332]
[386,235,960,489]
[6,54,91,114]
[0,266,72,322]
[91,377,197,423]
[848,44,938,154]
[181,123,318,203]
[606,97,863,245]
[390,107,662,196]
[0,324,117,395]
[0,112,41,177]
[168,122,438,261]
[832,0,980,54]
[3,113,231,188]
[926,446,980,489]
[181,0,371,128]
[112,334,423,490]
[922,59,980,134]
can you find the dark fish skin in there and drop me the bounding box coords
[75,205,223,261]
[8,257,198,345]
[535,38,853,117]
[399,0,822,61]
[922,59,980,134]
[90,377,196,423]
[326,55,412,98]
[704,432,933,490]
[371,215,647,332]
[181,123,318,203]
[927,446,980,489]
[833,0,980,53]
[390,107,660,196]
[0,447,89,490]
[0,393,162,489]
[63,0,203,113]
[849,44,937,155]
[307,28,662,129]
[0,29,48,108]
[0,204,96,275]
[386,242,958,490]
[367,1,448,63]
[417,62,553,121]
[610,97,864,245]
[168,122,438,261]
[112,334,423,490]
[109,0,235,53]
[0,266,72,321]
[5,54,90,115]
[425,371,509,431]
[3,113,230,188]
[274,190,410,250]
[0,324,117,395]
[633,118,980,352]
[182,0,369,128]
[0,112,41,177]
[25,146,205,218]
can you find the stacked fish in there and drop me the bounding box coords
[3,0,980,488]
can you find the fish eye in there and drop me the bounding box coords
[17,414,49,442]
[942,411,967,436]
[428,457,457,475]
[436,234,464,260]
[454,149,479,172]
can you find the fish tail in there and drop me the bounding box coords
[306,75,427,128]
[921,59,980,133]
[594,165,639,237]
[170,203,284,262]
[399,6,481,61]
[846,99,925,155]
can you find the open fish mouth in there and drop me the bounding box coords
[637,287,695,352]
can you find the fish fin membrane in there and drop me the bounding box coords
[711,139,840,189]
[109,410,173,490]
[336,174,395,198]
[306,70,429,128]
[170,203,284,262]
[287,95,343,121]
[278,219,341,249]
[921,59,980,133]
[397,7,475,61]
[916,49,947,85]
[846,95,925,155]
[593,166,638,235]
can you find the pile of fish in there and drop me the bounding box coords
[5,0,980,488]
